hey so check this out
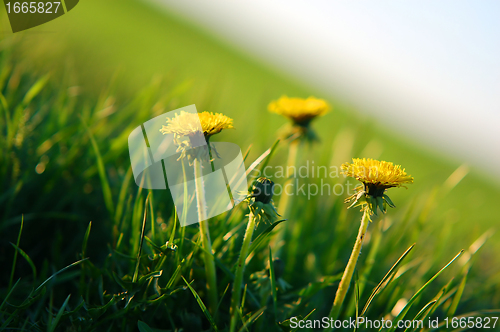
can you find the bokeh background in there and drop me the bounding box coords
[159,0,500,178]
[1,0,499,330]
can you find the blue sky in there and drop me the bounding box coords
[153,0,500,176]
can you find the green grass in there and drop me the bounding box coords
[1,0,500,330]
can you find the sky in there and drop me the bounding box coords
[151,0,500,177]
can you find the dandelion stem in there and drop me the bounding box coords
[193,157,218,314]
[230,211,257,332]
[345,219,382,317]
[329,208,370,321]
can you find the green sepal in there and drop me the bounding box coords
[254,201,264,210]
[376,196,386,214]
[383,194,396,208]
[263,203,280,222]
[248,198,280,225]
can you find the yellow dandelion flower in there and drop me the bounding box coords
[160,111,233,140]
[160,111,233,162]
[268,96,329,126]
[341,158,413,215]
[342,158,413,190]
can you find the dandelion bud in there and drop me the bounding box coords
[252,177,275,204]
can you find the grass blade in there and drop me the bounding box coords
[82,221,92,258]
[22,75,49,105]
[149,192,156,240]
[361,243,415,315]
[247,219,286,258]
[291,309,316,332]
[419,287,446,327]
[0,278,20,321]
[137,320,155,332]
[81,117,115,216]
[35,258,88,294]
[280,308,316,332]
[182,277,218,332]
[217,283,231,314]
[9,215,23,288]
[404,299,436,332]
[245,139,280,179]
[269,247,278,321]
[447,271,467,318]
[387,250,464,332]
[10,243,36,281]
[133,194,149,283]
[242,144,252,162]
[167,210,177,250]
[114,167,133,224]
[237,307,266,332]
[48,294,71,332]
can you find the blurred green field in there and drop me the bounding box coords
[1,0,500,331]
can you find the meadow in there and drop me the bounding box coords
[1,0,500,331]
